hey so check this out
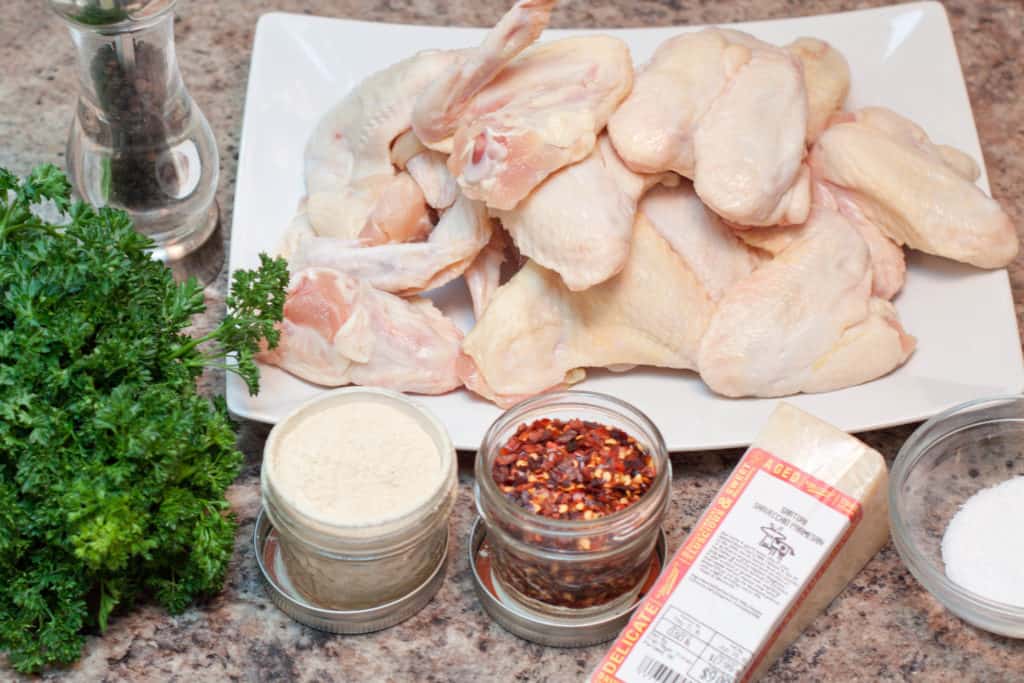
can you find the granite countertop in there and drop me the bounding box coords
[2,0,1023,680]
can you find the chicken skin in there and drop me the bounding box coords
[609,28,809,227]
[257,269,464,394]
[810,107,1017,268]
[287,194,492,296]
[492,135,674,291]
[414,0,632,211]
[305,50,459,242]
[697,206,915,397]
[639,182,762,301]
[461,213,714,406]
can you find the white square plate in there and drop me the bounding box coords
[228,2,1023,451]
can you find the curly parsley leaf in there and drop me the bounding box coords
[168,253,289,394]
[0,166,287,672]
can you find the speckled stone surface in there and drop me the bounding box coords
[1,0,1023,680]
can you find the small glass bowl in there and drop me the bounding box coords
[890,395,1024,638]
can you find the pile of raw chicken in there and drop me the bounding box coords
[257,0,1018,408]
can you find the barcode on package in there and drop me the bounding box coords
[637,656,685,683]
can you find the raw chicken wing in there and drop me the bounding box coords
[492,136,672,291]
[608,29,734,176]
[452,36,633,210]
[693,39,809,226]
[305,49,459,241]
[828,187,906,300]
[257,269,464,394]
[415,0,633,211]
[731,182,907,300]
[608,28,810,227]
[288,194,493,296]
[639,182,762,300]
[784,37,850,143]
[810,107,1017,268]
[412,0,556,148]
[697,206,915,397]
[461,214,714,406]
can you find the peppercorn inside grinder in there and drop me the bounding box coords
[473,391,672,646]
[50,0,222,284]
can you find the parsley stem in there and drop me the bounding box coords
[166,329,221,361]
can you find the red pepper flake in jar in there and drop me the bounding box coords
[492,418,656,520]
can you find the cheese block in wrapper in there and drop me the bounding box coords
[594,402,889,683]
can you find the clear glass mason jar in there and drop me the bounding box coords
[475,391,671,618]
[261,389,457,611]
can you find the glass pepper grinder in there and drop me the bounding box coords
[49,0,222,283]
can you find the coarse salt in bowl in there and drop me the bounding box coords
[889,395,1024,638]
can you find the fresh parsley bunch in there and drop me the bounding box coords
[0,165,288,672]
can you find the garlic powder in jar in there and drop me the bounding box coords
[270,401,443,527]
[261,388,456,611]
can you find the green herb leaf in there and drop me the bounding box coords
[0,166,287,672]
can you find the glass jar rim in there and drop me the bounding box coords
[261,387,457,556]
[474,390,671,537]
